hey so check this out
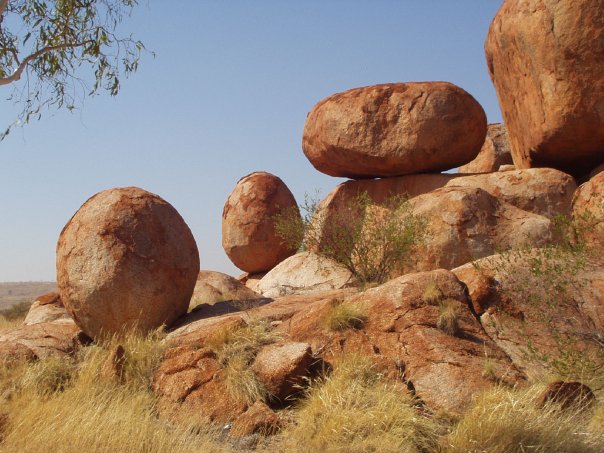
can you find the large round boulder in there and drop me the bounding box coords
[56,187,199,339]
[222,172,300,273]
[302,82,487,178]
[485,0,604,177]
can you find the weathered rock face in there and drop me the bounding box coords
[155,270,524,416]
[458,123,513,173]
[230,401,281,437]
[56,187,200,339]
[189,271,262,311]
[252,341,313,402]
[222,172,300,273]
[256,252,353,298]
[409,187,552,272]
[572,171,604,246]
[277,269,525,413]
[455,253,604,379]
[446,168,577,219]
[485,0,604,177]
[23,293,73,326]
[302,82,487,178]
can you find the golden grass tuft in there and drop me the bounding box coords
[437,299,460,336]
[276,353,442,452]
[206,320,277,404]
[323,299,367,331]
[422,280,443,306]
[444,385,604,453]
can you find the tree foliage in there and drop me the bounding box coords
[0,0,146,139]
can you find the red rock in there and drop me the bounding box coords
[278,269,525,413]
[537,381,595,410]
[230,401,280,437]
[222,172,300,273]
[459,123,513,173]
[413,187,553,271]
[302,82,487,178]
[101,344,126,383]
[446,168,577,219]
[56,187,199,340]
[252,341,313,402]
[485,0,604,177]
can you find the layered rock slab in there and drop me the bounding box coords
[302,82,487,178]
[485,0,604,176]
[56,186,199,339]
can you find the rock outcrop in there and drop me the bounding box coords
[155,270,524,417]
[485,0,604,177]
[459,123,513,173]
[445,168,577,219]
[454,253,604,378]
[56,187,200,339]
[222,172,300,273]
[302,82,487,178]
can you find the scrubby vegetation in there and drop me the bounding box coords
[275,191,426,285]
[475,209,604,389]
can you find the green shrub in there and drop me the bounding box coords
[275,191,426,285]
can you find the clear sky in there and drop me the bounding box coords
[0,1,504,282]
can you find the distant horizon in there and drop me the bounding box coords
[0,2,504,281]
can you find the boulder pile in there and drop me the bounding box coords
[1,0,603,445]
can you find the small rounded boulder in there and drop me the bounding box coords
[222,172,300,273]
[56,187,200,339]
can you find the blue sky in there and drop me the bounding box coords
[0,1,503,281]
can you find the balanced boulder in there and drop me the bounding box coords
[485,0,604,176]
[222,172,300,273]
[302,82,487,178]
[56,187,199,339]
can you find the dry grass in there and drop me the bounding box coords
[437,299,460,336]
[323,299,367,331]
[207,320,278,405]
[422,280,443,306]
[0,315,22,330]
[444,385,604,453]
[275,353,442,452]
[0,329,230,453]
